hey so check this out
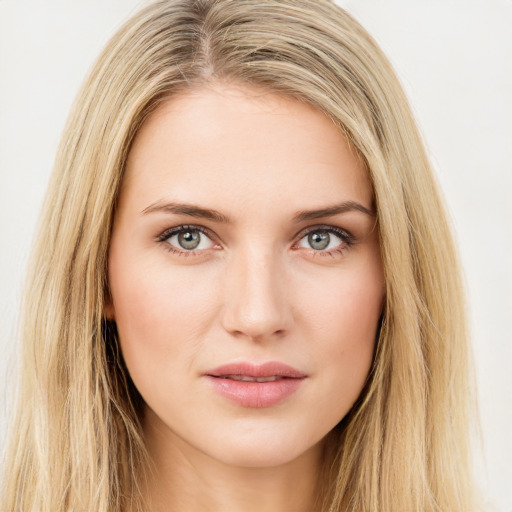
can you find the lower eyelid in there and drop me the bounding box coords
[308,245,349,257]
[163,244,204,256]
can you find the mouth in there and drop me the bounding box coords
[206,361,307,380]
[216,375,287,382]
[204,361,307,408]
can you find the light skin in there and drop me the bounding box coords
[107,81,384,512]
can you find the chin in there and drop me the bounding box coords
[200,425,325,469]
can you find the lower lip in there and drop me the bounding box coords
[205,376,305,408]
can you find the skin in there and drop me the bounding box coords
[107,81,384,512]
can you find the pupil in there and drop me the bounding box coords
[178,230,200,249]
[308,231,330,250]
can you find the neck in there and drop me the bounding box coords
[138,410,325,512]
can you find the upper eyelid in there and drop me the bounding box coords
[157,224,216,242]
[296,224,352,238]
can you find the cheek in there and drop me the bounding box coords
[107,242,218,384]
[297,256,383,404]
[302,258,383,341]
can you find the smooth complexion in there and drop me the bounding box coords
[107,82,385,512]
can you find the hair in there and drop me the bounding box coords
[1,0,478,510]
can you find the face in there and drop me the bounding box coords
[107,82,384,469]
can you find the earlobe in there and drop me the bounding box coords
[104,294,116,321]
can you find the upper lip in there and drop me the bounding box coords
[206,361,307,379]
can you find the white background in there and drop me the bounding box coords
[0,1,510,510]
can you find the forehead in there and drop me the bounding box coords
[122,82,372,214]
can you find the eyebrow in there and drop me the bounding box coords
[141,200,375,223]
[142,201,231,223]
[291,201,375,222]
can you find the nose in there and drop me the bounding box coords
[221,247,293,342]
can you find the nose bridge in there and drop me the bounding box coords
[221,244,291,341]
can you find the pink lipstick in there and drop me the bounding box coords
[204,362,307,408]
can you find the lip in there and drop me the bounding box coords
[204,362,307,408]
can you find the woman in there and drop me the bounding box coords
[0,0,479,510]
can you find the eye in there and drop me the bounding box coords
[296,227,352,254]
[159,225,216,253]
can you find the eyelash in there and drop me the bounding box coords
[156,225,214,258]
[155,224,355,258]
[298,225,354,259]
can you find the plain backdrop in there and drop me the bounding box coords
[0,1,511,510]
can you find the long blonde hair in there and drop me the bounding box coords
[1,0,478,510]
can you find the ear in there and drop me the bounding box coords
[104,291,116,321]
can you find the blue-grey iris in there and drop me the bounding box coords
[178,230,201,249]
[308,231,330,250]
